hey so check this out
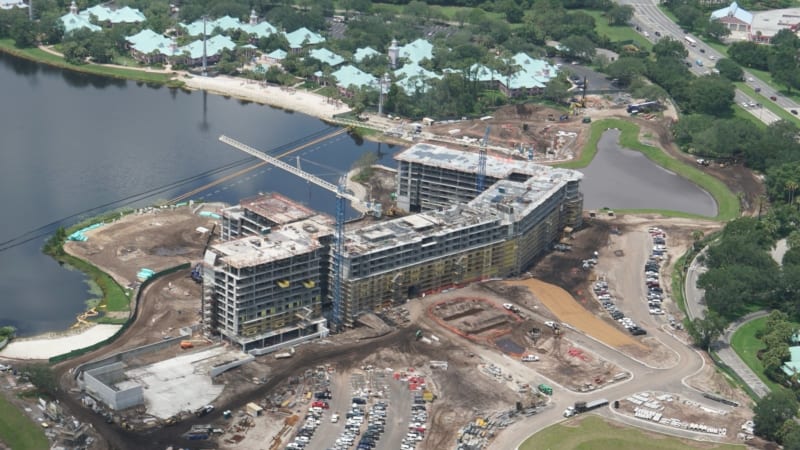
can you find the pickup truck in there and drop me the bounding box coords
[521,354,540,362]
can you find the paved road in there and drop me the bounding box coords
[618,0,800,125]
[684,248,771,398]
[486,231,735,450]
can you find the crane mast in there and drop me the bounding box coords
[218,135,352,328]
[476,126,490,192]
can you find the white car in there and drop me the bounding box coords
[544,321,557,329]
[522,354,540,362]
[709,55,716,60]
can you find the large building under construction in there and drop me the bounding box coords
[203,144,583,350]
[337,144,583,325]
[202,194,332,354]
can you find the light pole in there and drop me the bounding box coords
[377,73,390,115]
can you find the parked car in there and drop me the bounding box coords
[522,354,540,362]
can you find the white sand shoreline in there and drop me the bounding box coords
[0,324,122,360]
[181,74,351,120]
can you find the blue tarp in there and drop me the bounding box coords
[67,223,104,241]
[199,211,221,219]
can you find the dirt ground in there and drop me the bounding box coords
[64,204,222,290]
[618,390,753,443]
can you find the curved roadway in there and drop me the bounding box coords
[686,248,771,398]
[491,231,734,449]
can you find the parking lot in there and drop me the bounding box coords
[298,367,420,450]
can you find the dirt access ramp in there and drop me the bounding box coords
[508,279,645,350]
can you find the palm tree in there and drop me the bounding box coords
[785,180,798,205]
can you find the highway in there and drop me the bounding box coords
[619,0,800,125]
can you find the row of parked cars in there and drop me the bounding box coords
[593,279,647,336]
[286,403,328,449]
[401,402,427,450]
[645,228,667,317]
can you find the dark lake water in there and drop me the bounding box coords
[578,129,718,217]
[0,53,400,337]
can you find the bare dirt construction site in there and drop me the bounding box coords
[64,204,222,290]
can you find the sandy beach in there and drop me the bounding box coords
[0,324,122,360]
[182,74,351,120]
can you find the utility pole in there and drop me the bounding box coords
[28,0,32,21]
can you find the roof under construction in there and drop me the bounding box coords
[211,216,333,268]
[394,143,582,181]
[239,193,316,225]
[346,146,582,256]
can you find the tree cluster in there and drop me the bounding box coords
[699,209,800,325]
[729,29,800,93]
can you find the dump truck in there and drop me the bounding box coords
[565,398,609,417]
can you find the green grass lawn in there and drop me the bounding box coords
[0,395,49,450]
[732,104,767,130]
[520,415,745,450]
[730,316,788,393]
[62,255,130,312]
[735,82,800,126]
[0,39,175,85]
[584,11,652,50]
[556,119,739,221]
[369,2,505,22]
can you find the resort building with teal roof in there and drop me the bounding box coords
[308,48,345,67]
[353,46,380,63]
[284,27,325,53]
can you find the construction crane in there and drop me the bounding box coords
[218,135,353,328]
[476,126,490,192]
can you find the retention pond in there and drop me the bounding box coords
[578,129,718,217]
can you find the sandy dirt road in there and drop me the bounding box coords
[508,279,645,350]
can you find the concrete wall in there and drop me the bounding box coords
[84,363,143,411]
[209,354,255,377]
[76,331,191,379]
[247,320,329,356]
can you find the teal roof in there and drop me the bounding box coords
[469,53,557,90]
[241,21,276,38]
[179,35,236,59]
[81,5,145,23]
[60,12,101,33]
[284,27,325,49]
[332,65,377,90]
[394,62,440,93]
[398,38,433,64]
[782,346,800,376]
[213,15,241,31]
[267,49,287,60]
[181,16,276,39]
[308,48,345,67]
[127,29,176,56]
[353,46,380,62]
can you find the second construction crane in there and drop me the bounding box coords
[476,126,490,192]
[218,134,359,328]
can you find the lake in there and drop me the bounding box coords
[578,129,717,217]
[0,53,399,336]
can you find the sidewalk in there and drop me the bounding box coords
[685,248,770,398]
